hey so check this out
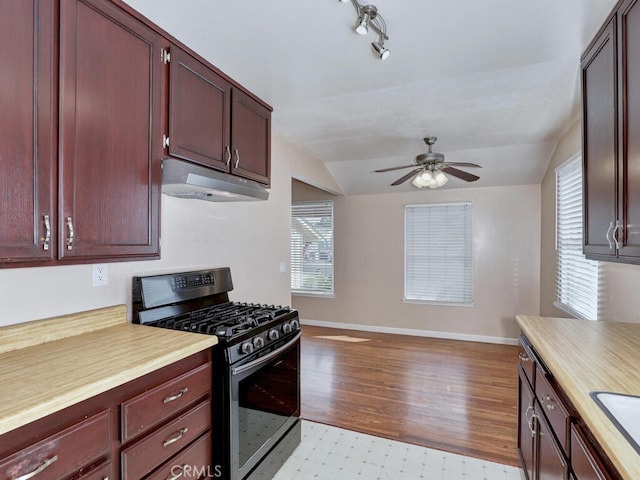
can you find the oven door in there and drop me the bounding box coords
[229,331,301,480]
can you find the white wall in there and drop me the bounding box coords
[540,122,640,323]
[293,184,541,341]
[0,135,336,327]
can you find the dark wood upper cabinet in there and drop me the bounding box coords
[582,18,618,259]
[168,46,232,172]
[59,0,163,260]
[0,0,57,264]
[583,0,640,263]
[617,0,640,258]
[231,89,272,185]
[2,0,272,269]
[166,46,271,186]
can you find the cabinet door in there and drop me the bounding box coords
[582,19,618,258]
[168,46,231,172]
[618,0,640,258]
[518,367,536,480]
[537,407,568,480]
[570,424,610,480]
[59,0,162,260]
[230,89,271,185]
[0,0,56,264]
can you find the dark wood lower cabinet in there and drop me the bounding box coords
[537,410,568,480]
[571,424,611,480]
[518,367,536,480]
[517,335,620,480]
[0,351,212,480]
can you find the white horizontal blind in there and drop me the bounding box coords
[291,201,334,295]
[555,155,599,320]
[404,203,473,305]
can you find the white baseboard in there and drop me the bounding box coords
[300,318,519,346]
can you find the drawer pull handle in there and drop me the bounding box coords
[163,427,188,447]
[167,464,188,480]
[234,148,240,169]
[226,146,232,166]
[42,214,51,250]
[518,352,530,362]
[546,403,556,411]
[14,455,58,480]
[66,217,74,250]
[163,387,188,404]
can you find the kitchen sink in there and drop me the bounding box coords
[591,391,640,453]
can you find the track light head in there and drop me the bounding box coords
[342,1,390,60]
[372,39,390,60]
[355,11,370,35]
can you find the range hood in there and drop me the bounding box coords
[162,158,269,202]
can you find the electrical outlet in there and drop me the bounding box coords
[279,261,287,274]
[92,264,108,287]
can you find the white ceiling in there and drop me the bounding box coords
[124,0,617,195]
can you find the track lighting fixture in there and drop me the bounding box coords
[372,37,389,60]
[340,0,390,60]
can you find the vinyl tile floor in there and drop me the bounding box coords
[273,421,523,480]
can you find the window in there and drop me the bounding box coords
[404,202,473,305]
[555,156,599,320]
[291,201,334,296]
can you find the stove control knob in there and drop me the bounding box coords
[282,322,293,334]
[253,337,265,349]
[290,319,300,331]
[241,342,254,355]
[268,329,280,341]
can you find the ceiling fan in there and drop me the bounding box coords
[375,136,481,188]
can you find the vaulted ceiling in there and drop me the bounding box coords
[124,0,617,194]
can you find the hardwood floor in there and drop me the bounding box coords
[300,325,520,466]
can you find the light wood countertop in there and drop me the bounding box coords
[0,305,218,436]
[517,315,640,480]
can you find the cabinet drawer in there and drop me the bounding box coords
[535,364,571,454]
[77,461,112,480]
[122,363,211,442]
[144,433,212,480]
[0,410,110,480]
[518,335,535,386]
[122,399,211,480]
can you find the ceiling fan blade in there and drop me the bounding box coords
[391,168,422,186]
[374,164,420,173]
[442,162,482,168]
[441,166,480,182]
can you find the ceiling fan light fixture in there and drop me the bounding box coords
[412,170,435,188]
[433,170,448,187]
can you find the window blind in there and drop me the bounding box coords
[404,202,473,305]
[555,155,599,320]
[291,201,334,295]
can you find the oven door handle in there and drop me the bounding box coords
[232,332,301,376]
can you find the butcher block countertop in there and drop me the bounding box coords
[0,305,217,436]
[517,315,640,480]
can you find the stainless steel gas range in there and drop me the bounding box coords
[132,267,301,480]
